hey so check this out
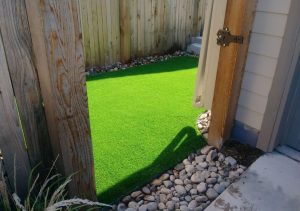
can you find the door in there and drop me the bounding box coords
[278,55,300,151]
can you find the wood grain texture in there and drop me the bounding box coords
[0,0,52,168]
[0,32,31,198]
[25,0,96,199]
[80,0,206,67]
[120,0,131,62]
[79,0,91,67]
[197,0,227,109]
[193,0,214,107]
[208,0,258,149]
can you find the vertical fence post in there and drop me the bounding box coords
[0,33,31,199]
[0,0,52,169]
[120,0,131,63]
[25,0,96,200]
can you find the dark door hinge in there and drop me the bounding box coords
[217,27,243,47]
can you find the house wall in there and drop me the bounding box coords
[234,0,291,131]
[232,0,292,146]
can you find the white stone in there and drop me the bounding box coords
[160,173,170,181]
[188,200,198,210]
[117,203,126,211]
[175,163,185,171]
[200,145,215,155]
[175,185,187,196]
[138,204,147,211]
[125,208,136,211]
[180,205,189,211]
[142,186,150,194]
[191,172,205,183]
[163,180,173,188]
[214,183,226,194]
[206,178,217,184]
[206,188,219,200]
[185,184,192,191]
[128,201,139,209]
[130,191,142,198]
[190,188,197,195]
[199,162,208,168]
[183,159,191,165]
[160,187,171,194]
[159,194,167,203]
[185,164,195,173]
[147,202,158,211]
[144,195,155,201]
[225,156,237,166]
[207,149,218,162]
[158,202,166,210]
[197,182,207,193]
[195,155,206,163]
[195,195,208,202]
[166,201,175,210]
[175,179,183,185]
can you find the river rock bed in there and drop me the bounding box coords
[86,51,197,75]
[113,145,247,211]
[196,111,211,134]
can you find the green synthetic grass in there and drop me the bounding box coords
[87,56,205,203]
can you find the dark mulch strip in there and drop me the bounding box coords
[220,140,264,167]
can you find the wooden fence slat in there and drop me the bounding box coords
[101,0,109,65]
[114,0,121,62]
[120,0,131,62]
[91,0,100,66]
[25,0,96,200]
[80,0,91,67]
[87,0,96,66]
[80,0,206,67]
[144,0,152,55]
[0,32,31,199]
[96,0,104,65]
[0,0,52,168]
[208,0,257,148]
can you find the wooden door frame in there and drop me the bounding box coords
[257,0,300,152]
[207,0,257,149]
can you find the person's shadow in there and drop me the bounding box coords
[97,126,205,203]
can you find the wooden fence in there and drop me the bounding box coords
[0,0,206,201]
[80,0,206,67]
[0,0,96,200]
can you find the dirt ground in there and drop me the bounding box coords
[220,140,264,167]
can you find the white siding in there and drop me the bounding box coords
[236,0,291,130]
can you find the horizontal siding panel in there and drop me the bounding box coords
[252,12,287,37]
[249,33,282,58]
[241,71,273,97]
[236,106,263,130]
[238,89,268,114]
[256,0,291,14]
[245,53,277,78]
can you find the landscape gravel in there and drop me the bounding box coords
[86,51,197,75]
[112,145,247,211]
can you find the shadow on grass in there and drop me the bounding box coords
[87,56,198,81]
[97,126,205,204]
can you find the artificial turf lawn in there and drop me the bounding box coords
[86,56,205,203]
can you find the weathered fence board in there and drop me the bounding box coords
[0,0,52,169]
[80,0,206,67]
[0,33,31,198]
[25,0,96,200]
[120,0,131,62]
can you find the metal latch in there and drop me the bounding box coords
[217,27,243,47]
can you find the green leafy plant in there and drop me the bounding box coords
[1,157,112,211]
